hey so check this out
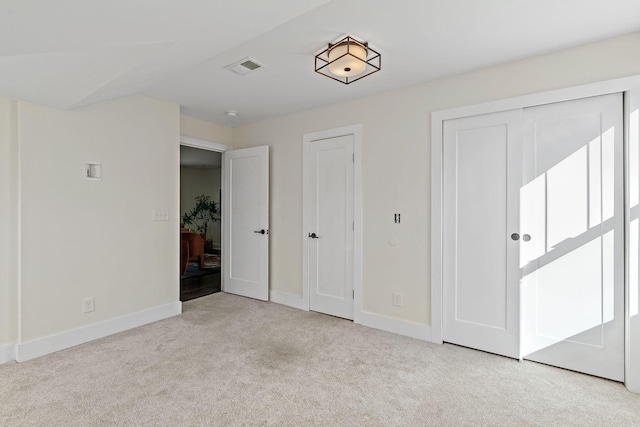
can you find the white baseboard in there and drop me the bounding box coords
[0,342,16,364]
[269,290,306,311]
[16,301,182,362]
[268,288,430,341]
[269,291,430,341]
[357,311,432,341]
[626,382,640,395]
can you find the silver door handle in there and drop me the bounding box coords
[511,233,531,242]
[308,232,319,239]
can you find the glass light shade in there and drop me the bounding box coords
[327,42,367,77]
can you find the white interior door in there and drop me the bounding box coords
[442,109,522,359]
[308,135,354,319]
[520,94,624,381]
[223,146,269,301]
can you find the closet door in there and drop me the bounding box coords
[520,94,624,381]
[442,109,522,359]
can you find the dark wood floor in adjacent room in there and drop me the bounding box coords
[180,272,221,302]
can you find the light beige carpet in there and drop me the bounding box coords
[1,293,639,426]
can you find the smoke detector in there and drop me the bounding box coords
[224,57,264,75]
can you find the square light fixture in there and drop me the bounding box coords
[315,35,381,85]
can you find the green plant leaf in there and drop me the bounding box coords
[181,194,220,234]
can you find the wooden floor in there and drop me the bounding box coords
[180,271,221,302]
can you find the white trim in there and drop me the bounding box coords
[0,343,16,364]
[302,124,363,319]
[302,138,310,311]
[353,127,363,324]
[624,91,635,393]
[16,302,181,362]
[625,89,640,394]
[269,290,306,311]
[268,290,432,342]
[431,74,640,347]
[432,74,640,123]
[179,135,232,152]
[430,112,444,345]
[359,311,432,341]
[16,101,23,353]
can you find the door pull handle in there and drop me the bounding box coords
[308,232,319,239]
[511,233,531,242]
[254,229,267,235]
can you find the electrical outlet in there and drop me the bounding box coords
[393,292,403,307]
[82,297,95,313]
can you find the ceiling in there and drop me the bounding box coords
[2,1,640,127]
[180,146,221,169]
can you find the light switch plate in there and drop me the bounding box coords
[152,209,169,221]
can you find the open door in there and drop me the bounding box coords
[223,146,269,301]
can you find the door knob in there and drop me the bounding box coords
[522,234,531,242]
[308,232,319,239]
[511,233,520,241]
[254,229,267,235]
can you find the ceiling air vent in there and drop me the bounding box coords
[224,57,264,75]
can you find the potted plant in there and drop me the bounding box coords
[182,195,220,237]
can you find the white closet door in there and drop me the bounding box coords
[308,135,354,320]
[443,109,522,359]
[520,94,624,381]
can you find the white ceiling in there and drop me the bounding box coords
[2,0,640,127]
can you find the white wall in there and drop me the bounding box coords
[17,96,180,343]
[180,167,222,247]
[180,115,233,146]
[233,31,640,327]
[0,99,17,346]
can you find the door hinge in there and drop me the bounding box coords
[352,153,355,163]
[353,221,354,230]
[352,290,354,299]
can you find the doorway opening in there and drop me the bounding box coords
[179,137,229,301]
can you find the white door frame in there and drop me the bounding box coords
[431,75,640,393]
[302,124,363,323]
[179,135,232,291]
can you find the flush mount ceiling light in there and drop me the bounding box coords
[315,35,381,85]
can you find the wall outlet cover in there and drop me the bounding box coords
[393,292,403,307]
[82,297,95,313]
